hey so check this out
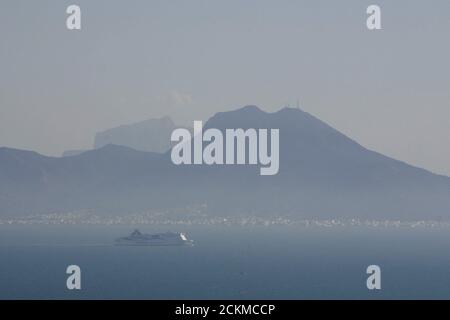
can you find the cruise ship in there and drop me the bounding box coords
[115,229,194,246]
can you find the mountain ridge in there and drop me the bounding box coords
[1,106,449,219]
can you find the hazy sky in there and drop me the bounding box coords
[1,0,450,175]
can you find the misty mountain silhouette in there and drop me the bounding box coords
[94,116,191,153]
[1,106,450,219]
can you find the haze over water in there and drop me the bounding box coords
[1,224,450,299]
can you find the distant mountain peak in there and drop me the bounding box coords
[94,116,181,153]
[276,106,307,114]
[2,105,450,219]
[214,105,311,120]
[240,105,263,112]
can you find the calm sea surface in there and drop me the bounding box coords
[1,224,450,299]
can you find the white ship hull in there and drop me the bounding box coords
[115,230,194,247]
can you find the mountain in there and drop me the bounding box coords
[0,144,167,215]
[94,116,187,153]
[1,106,450,219]
[62,149,88,157]
[193,106,450,218]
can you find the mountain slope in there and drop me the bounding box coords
[169,105,450,218]
[1,106,449,219]
[94,116,183,153]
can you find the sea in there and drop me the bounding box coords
[1,224,450,299]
